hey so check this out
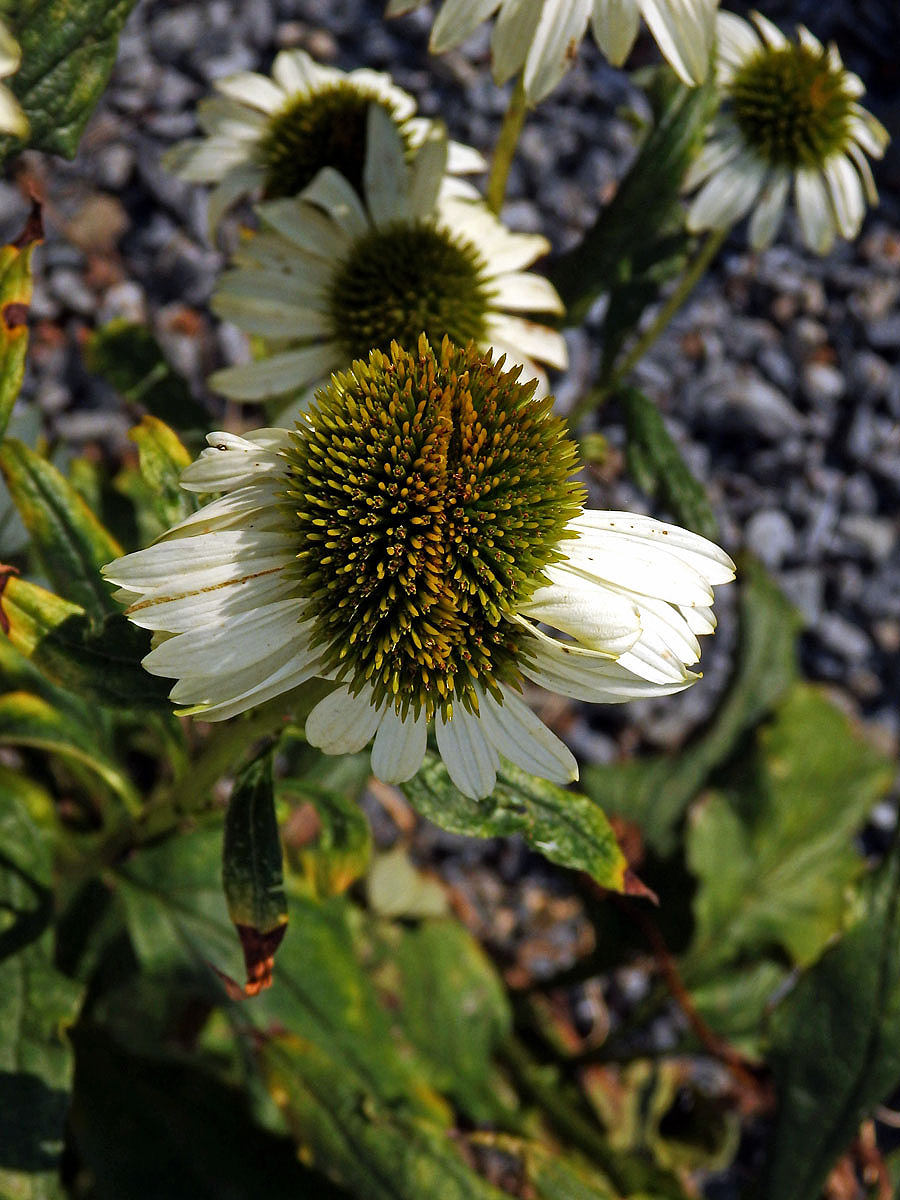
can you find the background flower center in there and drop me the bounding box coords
[259,85,408,199]
[327,222,493,365]
[729,44,854,169]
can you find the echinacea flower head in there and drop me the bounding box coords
[210,107,567,421]
[0,20,28,139]
[102,336,735,800]
[686,10,889,253]
[386,0,718,103]
[163,47,484,233]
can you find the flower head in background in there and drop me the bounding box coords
[163,47,484,233]
[103,336,734,800]
[686,10,889,253]
[386,0,718,103]
[209,107,567,422]
[0,20,28,139]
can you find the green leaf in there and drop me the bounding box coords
[0,0,139,164]
[619,387,718,540]
[401,755,626,890]
[0,687,138,808]
[2,574,173,709]
[84,320,209,432]
[688,961,786,1059]
[223,751,288,995]
[126,415,197,528]
[69,1028,352,1200]
[379,919,512,1123]
[0,440,121,615]
[550,70,714,324]
[583,558,800,855]
[684,684,895,975]
[279,776,373,900]
[764,847,900,1200]
[365,846,448,919]
[0,792,84,1199]
[260,1035,506,1200]
[0,204,41,442]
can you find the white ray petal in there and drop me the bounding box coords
[640,0,715,85]
[795,167,836,254]
[488,271,565,314]
[522,0,591,101]
[215,71,285,114]
[435,703,499,799]
[518,580,641,656]
[305,686,383,754]
[481,685,578,784]
[210,343,340,400]
[591,0,640,65]
[431,0,502,53]
[371,708,428,783]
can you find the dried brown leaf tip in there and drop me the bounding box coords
[11,199,44,249]
[236,923,288,996]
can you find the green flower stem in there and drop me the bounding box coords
[567,226,728,428]
[141,679,334,843]
[486,76,528,214]
[499,1035,629,1190]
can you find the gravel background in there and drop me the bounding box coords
[1,0,898,770]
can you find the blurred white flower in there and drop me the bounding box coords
[0,21,28,139]
[209,107,567,422]
[686,10,889,253]
[386,0,718,102]
[103,337,734,800]
[163,47,484,233]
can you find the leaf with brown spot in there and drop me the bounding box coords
[222,750,289,996]
[0,203,42,441]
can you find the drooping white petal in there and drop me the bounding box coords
[431,0,501,54]
[120,570,297,634]
[210,343,340,400]
[371,708,428,782]
[520,625,695,701]
[714,11,760,74]
[640,0,715,85]
[518,579,641,656]
[687,153,767,232]
[484,314,569,370]
[747,168,790,248]
[258,198,353,261]
[305,686,383,754]
[794,167,836,254]
[823,153,865,240]
[215,71,286,114]
[683,130,743,192]
[522,0,592,102]
[492,0,544,84]
[488,271,565,314]
[364,104,409,227]
[407,127,449,219]
[591,0,641,65]
[480,685,578,784]
[570,511,736,582]
[435,702,500,799]
[749,10,788,50]
[143,599,306,676]
[270,48,321,94]
[300,167,370,240]
[179,432,290,492]
[176,649,323,720]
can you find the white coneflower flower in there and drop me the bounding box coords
[386,0,717,102]
[0,21,28,139]
[686,11,889,253]
[103,336,734,800]
[163,47,484,232]
[209,106,567,422]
